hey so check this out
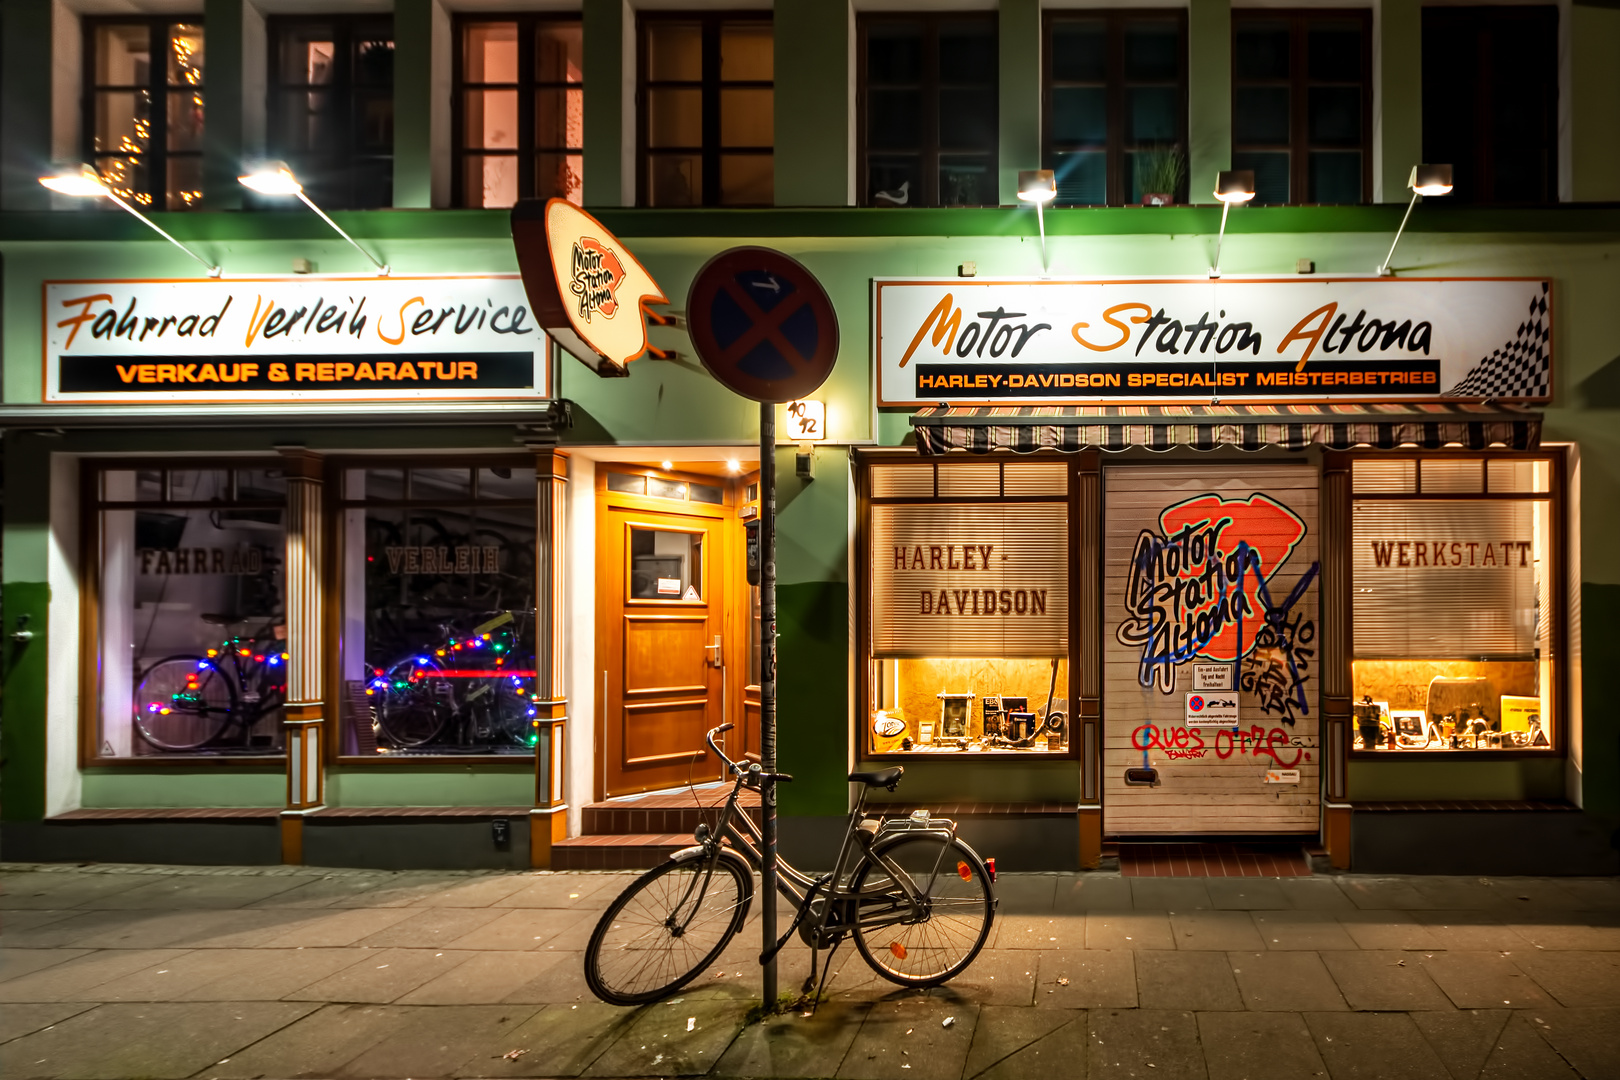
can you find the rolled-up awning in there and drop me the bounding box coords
[909,403,1541,455]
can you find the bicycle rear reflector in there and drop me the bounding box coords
[957,861,973,881]
[889,941,908,960]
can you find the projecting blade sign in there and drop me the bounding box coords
[512,198,669,377]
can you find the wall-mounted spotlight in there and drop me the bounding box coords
[1378,164,1453,276]
[1209,170,1255,279]
[239,161,390,276]
[1017,169,1057,273]
[40,164,220,277]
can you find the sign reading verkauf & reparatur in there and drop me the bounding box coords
[44,275,551,402]
[874,277,1552,406]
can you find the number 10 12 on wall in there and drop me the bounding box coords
[784,399,826,443]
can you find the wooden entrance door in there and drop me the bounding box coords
[597,470,737,797]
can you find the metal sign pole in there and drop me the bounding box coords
[759,401,778,1007]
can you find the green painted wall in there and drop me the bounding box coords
[202,0,246,211]
[393,0,435,209]
[0,0,53,213]
[1348,756,1567,802]
[326,767,535,807]
[81,769,284,809]
[774,0,850,207]
[1571,4,1620,203]
[1377,0,1423,204]
[582,0,627,208]
[1187,0,1232,206]
[0,583,50,821]
[998,0,1041,207]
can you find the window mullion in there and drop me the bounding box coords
[924,20,939,207]
[702,17,720,206]
[518,16,537,201]
[1292,17,1307,204]
[1109,16,1123,206]
[150,21,169,210]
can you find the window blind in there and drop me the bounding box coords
[870,501,1068,658]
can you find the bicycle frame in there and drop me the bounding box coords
[685,725,964,955]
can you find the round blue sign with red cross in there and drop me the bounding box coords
[686,247,839,404]
[1188,695,1206,712]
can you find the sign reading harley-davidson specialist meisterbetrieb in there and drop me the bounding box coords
[874,277,1552,406]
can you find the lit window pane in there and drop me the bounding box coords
[166,156,203,209]
[167,89,205,151]
[535,152,582,203]
[536,22,583,83]
[720,154,773,205]
[355,39,394,86]
[465,153,518,208]
[648,154,701,206]
[94,91,149,154]
[96,24,151,85]
[648,88,702,147]
[534,87,583,150]
[721,88,773,148]
[465,89,519,149]
[721,22,773,81]
[167,25,204,87]
[465,22,518,83]
[648,22,702,81]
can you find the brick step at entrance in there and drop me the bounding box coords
[555,786,763,870]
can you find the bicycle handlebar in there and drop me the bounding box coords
[704,724,792,784]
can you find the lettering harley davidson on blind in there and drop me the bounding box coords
[870,504,1068,659]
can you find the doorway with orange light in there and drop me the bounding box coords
[595,462,760,799]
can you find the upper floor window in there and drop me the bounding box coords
[1043,12,1186,206]
[455,15,583,208]
[1422,7,1558,205]
[859,15,998,207]
[1231,11,1371,205]
[638,14,773,207]
[85,18,206,210]
[267,16,395,210]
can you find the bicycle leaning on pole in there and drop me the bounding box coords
[583,723,1000,1007]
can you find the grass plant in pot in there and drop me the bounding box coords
[1137,145,1187,206]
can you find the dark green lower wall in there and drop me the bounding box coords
[1581,583,1620,818]
[776,580,850,819]
[1,581,49,822]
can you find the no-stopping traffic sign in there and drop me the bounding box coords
[686,247,839,404]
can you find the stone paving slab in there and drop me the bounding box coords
[2,865,1618,1079]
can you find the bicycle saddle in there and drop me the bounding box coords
[848,767,904,790]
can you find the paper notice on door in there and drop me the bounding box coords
[657,577,681,595]
[683,585,699,601]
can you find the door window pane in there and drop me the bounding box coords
[630,528,703,600]
[720,155,773,205]
[720,22,773,80]
[720,88,773,147]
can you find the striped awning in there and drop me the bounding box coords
[909,403,1541,455]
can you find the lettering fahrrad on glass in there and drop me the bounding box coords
[583,723,999,1007]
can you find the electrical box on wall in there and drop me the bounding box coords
[795,450,815,480]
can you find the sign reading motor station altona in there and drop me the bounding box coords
[875,277,1552,406]
[44,275,551,403]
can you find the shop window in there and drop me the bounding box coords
[454,15,583,208]
[859,14,998,207]
[84,17,206,210]
[638,13,773,207]
[266,16,395,210]
[1422,7,1558,205]
[1231,11,1371,205]
[1351,456,1559,753]
[1043,11,1187,206]
[339,462,538,757]
[89,465,287,760]
[863,460,1071,757]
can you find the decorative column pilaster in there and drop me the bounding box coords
[279,448,326,863]
[1320,455,1353,869]
[530,448,570,867]
[1073,453,1104,869]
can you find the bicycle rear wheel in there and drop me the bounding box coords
[133,656,238,752]
[851,834,995,987]
[584,853,754,1006]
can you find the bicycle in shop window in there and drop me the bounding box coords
[366,609,540,751]
[132,617,288,752]
[583,723,1000,1007]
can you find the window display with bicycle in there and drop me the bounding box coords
[337,461,542,757]
[90,465,289,759]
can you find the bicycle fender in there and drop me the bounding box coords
[668,844,710,862]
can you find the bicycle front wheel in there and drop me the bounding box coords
[133,656,238,752]
[585,854,754,1006]
[851,834,996,988]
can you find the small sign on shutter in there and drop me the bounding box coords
[657,577,681,595]
[1185,693,1239,727]
[1192,663,1233,690]
[1264,769,1302,784]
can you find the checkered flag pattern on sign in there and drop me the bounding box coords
[1444,283,1551,399]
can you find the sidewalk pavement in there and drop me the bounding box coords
[3,862,1619,1080]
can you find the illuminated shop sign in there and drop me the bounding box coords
[874,277,1552,406]
[44,275,550,403]
[512,198,668,377]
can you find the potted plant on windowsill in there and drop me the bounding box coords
[1138,146,1188,206]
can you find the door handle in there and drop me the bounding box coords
[705,636,723,668]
